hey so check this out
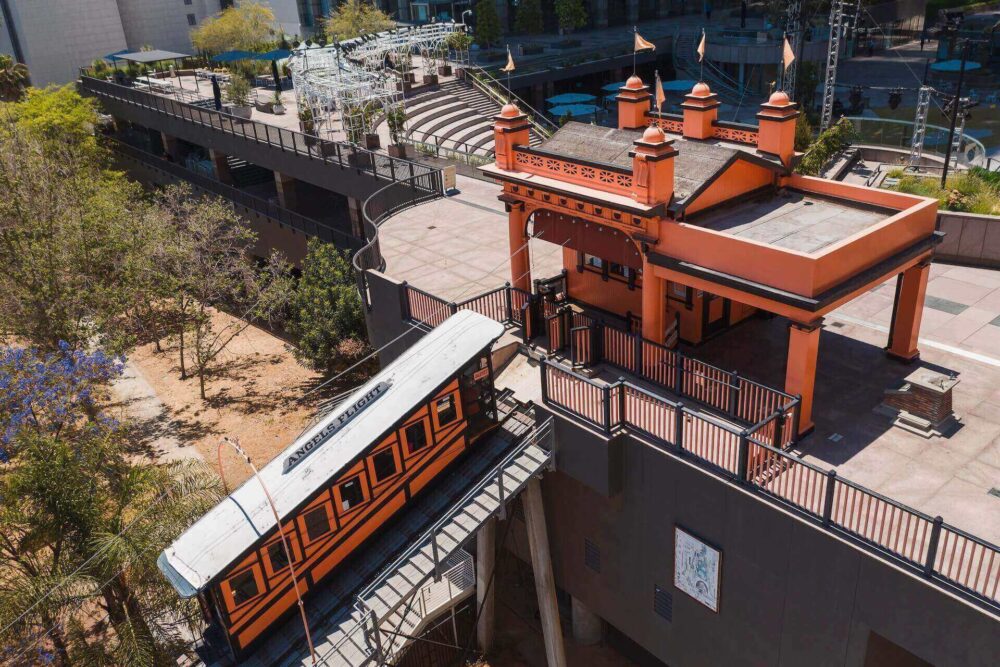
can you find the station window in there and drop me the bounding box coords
[340,477,365,512]
[405,420,428,454]
[229,570,259,606]
[186,13,197,25]
[583,254,603,269]
[436,395,457,425]
[184,0,192,4]
[267,541,290,571]
[609,263,632,279]
[303,506,330,540]
[372,448,397,482]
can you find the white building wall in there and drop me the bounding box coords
[254,0,308,40]
[116,0,222,53]
[2,0,128,86]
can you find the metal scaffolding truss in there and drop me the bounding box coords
[287,23,466,144]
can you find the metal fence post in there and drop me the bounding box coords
[790,395,803,444]
[602,385,612,435]
[728,371,740,416]
[399,281,410,321]
[924,516,944,577]
[736,431,750,482]
[617,378,626,428]
[822,470,837,526]
[633,332,643,376]
[504,282,513,323]
[431,530,442,582]
[675,356,685,396]
[772,411,785,448]
[497,469,506,519]
[674,402,685,451]
[449,302,458,315]
[539,356,549,402]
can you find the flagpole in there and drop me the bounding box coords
[699,29,705,82]
[632,27,637,74]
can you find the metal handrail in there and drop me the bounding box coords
[107,137,361,248]
[465,65,557,138]
[354,416,553,613]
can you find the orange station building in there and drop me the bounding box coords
[481,76,942,436]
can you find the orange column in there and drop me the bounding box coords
[888,261,930,362]
[785,319,822,435]
[509,206,531,292]
[641,258,665,344]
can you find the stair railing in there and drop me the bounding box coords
[464,64,557,139]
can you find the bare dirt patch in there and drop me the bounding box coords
[126,309,343,486]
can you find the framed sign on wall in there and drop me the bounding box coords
[673,526,722,612]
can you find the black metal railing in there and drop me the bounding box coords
[109,138,361,249]
[80,76,438,184]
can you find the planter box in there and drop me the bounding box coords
[364,133,381,150]
[388,144,411,158]
[230,105,252,120]
[423,73,439,85]
[272,104,286,115]
[438,65,453,76]
[348,150,373,170]
[319,141,339,157]
[404,72,416,83]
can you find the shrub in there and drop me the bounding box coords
[225,75,251,107]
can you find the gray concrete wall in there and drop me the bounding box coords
[936,211,1000,269]
[536,410,1000,667]
[363,271,429,366]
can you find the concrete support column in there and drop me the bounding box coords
[571,596,603,645]
[887,260,930,362]
[626,0,640,22]
[593,0,609,28]
[274,171,298,210]
[348,196,364,239]
[509,205,531,292]
[785,319,822,435]
[161,132,180,161]
[523,478,567,667]
[476,518,497,654]
[209,148,233,185]
[641,258,666,344]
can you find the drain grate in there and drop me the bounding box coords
[988,488,1000,499]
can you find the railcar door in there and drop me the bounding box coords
[459,353,497,440]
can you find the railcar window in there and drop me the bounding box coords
[267,542,290,571]
[372,449,397,481]
[436,395,457,425]
[303,507,330,540]
[405,421,428,453]
[229,570,259,606]
[340,478,365,511]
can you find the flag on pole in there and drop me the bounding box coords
[782,34,796,71]
[501,46,515,72]
[696,29,706,62]
[654,70,666,111]
[634,30,656,52]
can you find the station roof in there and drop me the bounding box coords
[157,311,505,597]
[536,122,786,203]
[691,188,891,254]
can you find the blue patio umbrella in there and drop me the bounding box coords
[546,92,597,105]
[548,103,600,118]
[257,49,292,61]
[602,81,627,93]
[661,79,698,92]
[104,49,130,62]
[930,59,982,72]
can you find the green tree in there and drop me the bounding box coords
[474,0,502,48]
[157,186,292,399]
[796,117,857,176]
[794,112,813,152]
[287,238,369,373]
[0,92,164,354]
[190,1,276,53]
[0,54,30,102]
[514,0,544,35]
[554,0,588,34]
[322,0,394,42]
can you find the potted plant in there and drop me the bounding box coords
[225,76,252,119]
[272,91,285,115]
[386,105,409,158]
[436,46,452,77]
[299,106,317,145]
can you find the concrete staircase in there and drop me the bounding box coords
[225,154,272,187]
[399,80,545,159]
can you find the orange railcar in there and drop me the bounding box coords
[158,312,506,659]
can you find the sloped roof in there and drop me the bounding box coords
[537,121,784,204]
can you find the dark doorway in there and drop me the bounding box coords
[864,631,934,667]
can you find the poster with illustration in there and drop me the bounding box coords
[673,526,721,612]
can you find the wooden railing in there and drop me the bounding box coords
[541,359,1000,613]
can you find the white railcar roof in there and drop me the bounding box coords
[158,311,505,597]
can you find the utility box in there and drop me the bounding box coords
[879,369,959,437]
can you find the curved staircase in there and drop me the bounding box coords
[397,79,545,159]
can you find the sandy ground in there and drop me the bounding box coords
[122,309,336,487]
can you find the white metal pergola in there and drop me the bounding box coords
[287,23,467,145]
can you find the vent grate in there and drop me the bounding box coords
[653,585,672,621]
[584,538,601,573]
[988,487,1000,499]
